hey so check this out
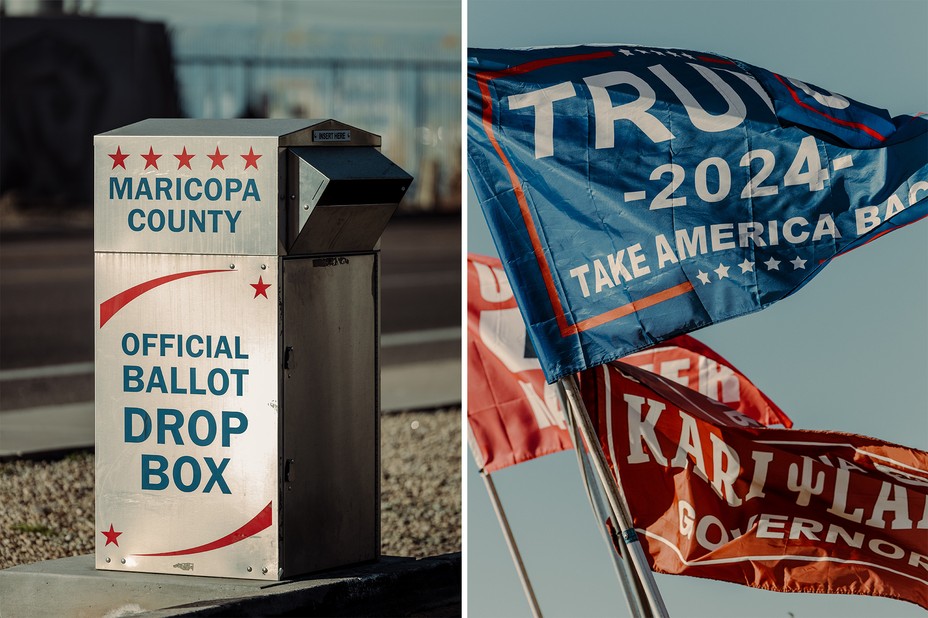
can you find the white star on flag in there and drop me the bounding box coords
[697,270,711,285]
[738,259,755,273]
[791,256,807,269]
[714,263,730,279]
[764,257,781,271]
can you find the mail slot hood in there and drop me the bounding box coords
[287,145,412,255]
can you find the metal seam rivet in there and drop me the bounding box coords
[120,558,126,564]
[261,264,267,270]
[230,264,235,269]
[246,566,253,572]
[262,567,268,574]
[105,557,111,563]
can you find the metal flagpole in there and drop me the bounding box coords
[480,470,544,618]
[559,385,647,618]
[559,375,670,618]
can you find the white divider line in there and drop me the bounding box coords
[0,362,94,382]
[0,402,96,456]
[381,327,460,348]
[0,328,461,382]
[382,357,461,412]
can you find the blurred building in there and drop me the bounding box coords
[0,0,461,213]
[172,25,461,213]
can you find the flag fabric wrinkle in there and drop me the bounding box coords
[468,44,928,382]
[467,253,791,473]
[579,361,928,609]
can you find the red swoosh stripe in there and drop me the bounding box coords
[133,501,272,557]
[99,269,228,327]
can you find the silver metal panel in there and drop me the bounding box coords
[94,134,280,255]
[287,147,410,253]
[99,118,380,147]
[289,146,411,205]
[281,119,381,148]
[294,155,330,239]
[291,204,398,255]
[280,253,379,576]
[95,120,389,257]
[93,118,397,582]
[100,118,328,139]
[95,253,280,580]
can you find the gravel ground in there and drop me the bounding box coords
[0,408,460,570]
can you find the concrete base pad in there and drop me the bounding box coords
[0,553,460,617]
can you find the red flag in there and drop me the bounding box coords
[622,334,792,428]
[468,254,572,472]
[467,253,790,472]
[581,362,928,609]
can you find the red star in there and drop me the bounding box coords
[174,147,195,170]
[241,146,262,170]
[101,524,122,547]
[141,146,162,170]
[207,147,228,170]
[109,147,129,170]
[250,276,271,299]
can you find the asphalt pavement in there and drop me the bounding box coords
[0,214,462,456]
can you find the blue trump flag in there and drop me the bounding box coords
[467,45,928,383]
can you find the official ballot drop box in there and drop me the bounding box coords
[93,119,411,580]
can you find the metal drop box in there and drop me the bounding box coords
[93,119,411,580]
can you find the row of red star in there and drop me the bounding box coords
[108,146,262,171]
